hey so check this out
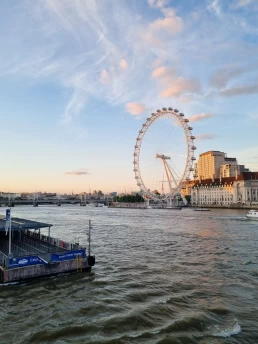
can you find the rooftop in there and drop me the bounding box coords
[192,172,258,187]
[0,216,52,232]
[199,150,225,157]
[224,157,237,162]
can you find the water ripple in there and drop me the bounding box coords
[0,206,256,344]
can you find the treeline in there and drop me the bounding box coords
[113,194,144,203]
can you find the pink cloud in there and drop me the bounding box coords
[189,113,214,122]
[142,6,183,48]
[125,102,146,115]
[151,65,199,100]
[100,69,110,84]
[119,59,128,69]
[152,66,175,79]
[151,59,164,69]
[161,77,200,97]
[150,16,183,35]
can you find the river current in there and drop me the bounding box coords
[0,205,258,344]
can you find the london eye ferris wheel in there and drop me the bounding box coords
[133,107,196,203]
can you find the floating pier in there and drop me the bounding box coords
[0,214,95,283]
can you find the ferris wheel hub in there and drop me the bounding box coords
[156,154,171,160]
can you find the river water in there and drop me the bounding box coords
[0,205,258,344]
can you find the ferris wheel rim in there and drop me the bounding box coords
[133,107,196,202]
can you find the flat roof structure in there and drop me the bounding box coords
[0,216,95,283]
[0,216,52,232]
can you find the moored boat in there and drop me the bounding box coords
[0,213,95,283]
[193,208,211,212]
[246,209,258,220]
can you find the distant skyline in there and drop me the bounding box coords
[1,0,258,193]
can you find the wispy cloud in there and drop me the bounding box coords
[1,0,258,193]
[218,83,258,96]
[148,0,169,8]
[234,0,254,8]
[195,133,216,140]
[189,113,215,122]
[1,0,258,126]
[207,0,222,16]
[209,65,254,88]
[62,89,86,123]
[1,0,148,123]
[64,169,89,176]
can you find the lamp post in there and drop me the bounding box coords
[6,208,13,259]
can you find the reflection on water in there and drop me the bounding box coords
[0,206,257,344]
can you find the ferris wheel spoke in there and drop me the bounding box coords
[166,160,183,182]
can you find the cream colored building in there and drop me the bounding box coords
[195,151,242,181]
[191,172,258,206]
[197,151,226,180]
[233,178,258,204]
[191,179,234,206]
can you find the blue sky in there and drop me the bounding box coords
[0,0,258,193]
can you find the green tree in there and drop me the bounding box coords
[113,193,144,203]
[185,195,191,204]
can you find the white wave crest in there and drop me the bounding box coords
[213,322,241,338]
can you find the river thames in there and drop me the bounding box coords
[0,205,258,344]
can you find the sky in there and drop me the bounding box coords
[0,0,258,194]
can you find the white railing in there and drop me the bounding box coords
[0,251,8,268]
[24,230,83,252]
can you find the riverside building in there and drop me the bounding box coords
[191,172,258,206]
[220,164,238,178]
[197,151,227,180]
[195,151,249,180]
[220,163,249,178]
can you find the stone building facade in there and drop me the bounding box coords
[191,172,258,206]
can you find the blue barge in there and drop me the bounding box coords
[0,215,95,283]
